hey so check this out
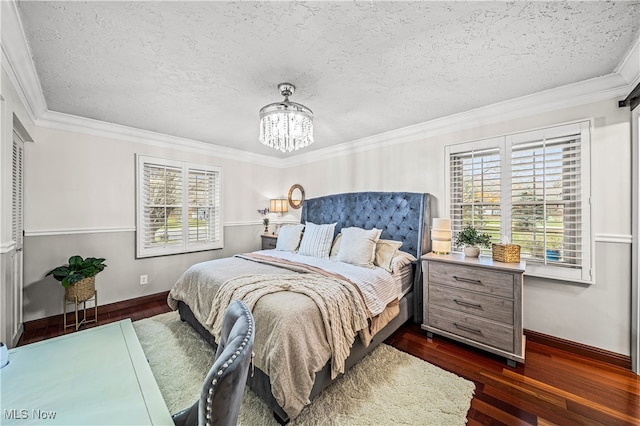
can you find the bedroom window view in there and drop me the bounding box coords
[136,156,223,257]
[447,121,591,282]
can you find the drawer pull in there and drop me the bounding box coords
[453,299,483,310]
[453,276,483,285]
[454,322,483,335]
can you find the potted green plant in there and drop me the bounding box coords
[455,225,492,257]
[46,255,107,302]
[263,217,270,234]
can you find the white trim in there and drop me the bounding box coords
[0,1,47,122]
[0,241,16,254]
[615,35,640,86]
[25,227,136,237]
[631,105,639,374]
[2,0,640,170]
[24,221,302,236]
[283,73,634,167]
[594,233,633,244]
[38,110,284,168]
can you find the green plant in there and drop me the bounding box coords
[455,226,492,248]
[263,217,269,227]
[46,255,107,288]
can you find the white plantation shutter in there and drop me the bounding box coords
[449,146,502,254]
[511,134,582,267]
[137,156,223,257]
[12,134,24,246]
[187,167,222,246]
[142,162,183,249]
[446,121,591,283]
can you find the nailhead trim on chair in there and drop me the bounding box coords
[204,303,254,425]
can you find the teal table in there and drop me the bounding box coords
[0,320,172,425]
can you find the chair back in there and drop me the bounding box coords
[173,301,254,426]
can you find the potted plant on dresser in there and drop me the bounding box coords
[46,255,107,302]
[455,225,492,257]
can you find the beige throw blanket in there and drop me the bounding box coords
[167,254,401,419]
[207,273,369,380]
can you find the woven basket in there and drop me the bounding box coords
[65,276,96,302]
[492,244,521,263]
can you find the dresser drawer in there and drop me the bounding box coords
[429,284,514,324]
[428,305,514,353]
[428,262,514,299]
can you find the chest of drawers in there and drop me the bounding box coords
[261,234,277,250]
[421,252,525,366]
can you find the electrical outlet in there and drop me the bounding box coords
[139,274,148,285]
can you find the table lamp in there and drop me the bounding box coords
[432,218,451,254]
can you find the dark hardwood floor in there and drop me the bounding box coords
[19,299,640,425]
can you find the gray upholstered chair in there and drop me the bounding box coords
[172,300,255,426]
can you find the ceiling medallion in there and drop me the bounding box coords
[259,83,314,153]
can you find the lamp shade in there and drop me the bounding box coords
[270,199,288,213]
[431,218,451,254]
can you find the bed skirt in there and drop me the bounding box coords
[176,291,414,424]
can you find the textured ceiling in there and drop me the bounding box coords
[16,1,640,157]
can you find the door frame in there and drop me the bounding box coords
[632,106,639,375]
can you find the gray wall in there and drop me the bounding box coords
[23,225,264,321]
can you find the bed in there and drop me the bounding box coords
[168,191,432,423]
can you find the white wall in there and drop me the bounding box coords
[284,98,632,356]
[21,125,285,321]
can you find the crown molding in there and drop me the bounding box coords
[282,71,636,167]
[0,0,47,123]
[37,110,284,168]
[615,35,640,87]
[3,0,640,170]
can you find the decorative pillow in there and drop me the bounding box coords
[391,250,417,273]
[337,227,382,268]
[297,222,337,258]
[329,233,342,258]
[275,224,305,252]
[374,239,404,272]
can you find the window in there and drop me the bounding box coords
[136,155,223,258]
[446,122,591,282]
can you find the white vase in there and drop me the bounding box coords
[463,246,480,257]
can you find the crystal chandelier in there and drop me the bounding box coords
[259,83,314,153]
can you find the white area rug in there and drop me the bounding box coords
[133,311,475,425]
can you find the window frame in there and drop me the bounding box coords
[136,154,223,258]
[445,121,593,283]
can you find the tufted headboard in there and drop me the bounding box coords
[301,191,432,260]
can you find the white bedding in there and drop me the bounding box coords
[254,249,402,316]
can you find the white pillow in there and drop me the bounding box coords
[329,233,342,259]
[391,250,417,273]
[298,222,337,258]
[374,239,404,272]
[337,227,382,268]
[275,224,305,252]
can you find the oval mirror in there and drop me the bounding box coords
[288,184,305,209]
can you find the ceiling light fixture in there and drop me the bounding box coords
[259,83,314,153]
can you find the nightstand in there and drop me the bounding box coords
[421,252,525,366]
[261,234,277,250]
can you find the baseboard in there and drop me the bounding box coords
[524,329,631,370]
[23,291,170,332]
